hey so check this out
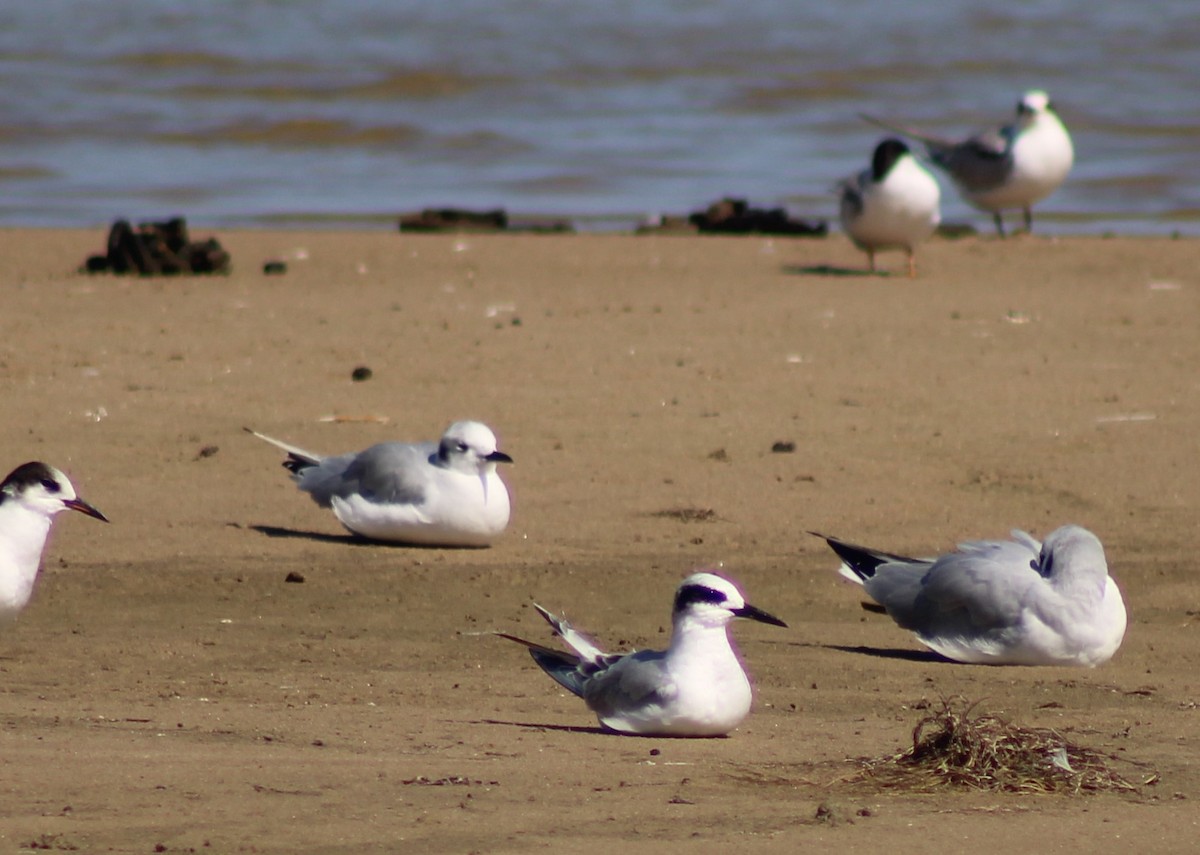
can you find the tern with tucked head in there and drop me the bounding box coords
[839,137,941,277]
[0,462,108,623]
[246,420,512,547]
[865,90,1074,237]
[500,572,787,736]
[816,525,1125,667]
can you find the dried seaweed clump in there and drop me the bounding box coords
[649,507,718,523]
[855,698,1139,795]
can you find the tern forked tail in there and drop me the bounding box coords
[496,604,616,698]
[243,427,323,474]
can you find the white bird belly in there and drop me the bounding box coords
[597,657,753,736]
[967,124,1074,211]
[843,162,941,251]
[330,473,510,546]
[920,576,1126,667]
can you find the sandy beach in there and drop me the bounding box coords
[1,228,1198,853]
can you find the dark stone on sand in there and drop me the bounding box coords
[400,207,507,231]
[770,441,796,454]
[351,366,373,382]
[83,217,231,276]
[935,222,978,239]
[398,207,573,234]
[688,198,827,236]
[634,215,695,235]
[284,571,305,584]
[263,260,288,275]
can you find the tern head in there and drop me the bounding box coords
[671,572,787,630]
[1016,90,1053,119]
[870,138,911,182]
[0,462,109,522]
[437,421,513,473]
[1034,525,1108,589]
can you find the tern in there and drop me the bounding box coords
[865,90,1074,237]
[838,137,941,277]
[816,525,1126,666]
[246,420,512,546]
[500,572,787,736]
[0,462,108,622]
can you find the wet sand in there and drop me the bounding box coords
[1,228,1198,852]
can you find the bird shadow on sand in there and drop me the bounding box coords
[473,719,732,739]
[824,644,956,664]
[473,718,612,736]
[783,264,890,278]
[240,523,450,549]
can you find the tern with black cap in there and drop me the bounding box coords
[0,461,108,623]
[500,572,786,736]
[864,90,1074,237]
[838,137,941,277]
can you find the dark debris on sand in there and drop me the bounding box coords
[637,197,827,236]
[83,218,231,276]
[398,207,573,234]
[687,197,827,236]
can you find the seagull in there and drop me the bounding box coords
[245,420,512,547]
[838,137,941,277]
[815,525,1126,666]
[864,90,1074,237]
[499,572,787,736]
[0,462,108,622]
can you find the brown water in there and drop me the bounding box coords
[1,0,1197,233]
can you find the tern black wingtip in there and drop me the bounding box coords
[814,532,916,581]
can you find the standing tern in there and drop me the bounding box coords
[865,90,1074,237]
[500,572,787,736]
[246,420,512,546]
[815,525,1126,666]
[0,462,108,622]
[838,137,941,277]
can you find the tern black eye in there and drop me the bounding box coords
[40,478,61,493]
[1033,550,1054,578]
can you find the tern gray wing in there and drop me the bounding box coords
[297,441,436,507]
[925,132,1013,195]
[861,113,1014,195]
[900,539,1041,633]
[838,171,867,219]
[582,650,674,717]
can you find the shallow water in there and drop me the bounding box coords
[1,0,1197,233]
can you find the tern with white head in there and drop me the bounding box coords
[816,525,1125,666]
[246,420,512,546]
